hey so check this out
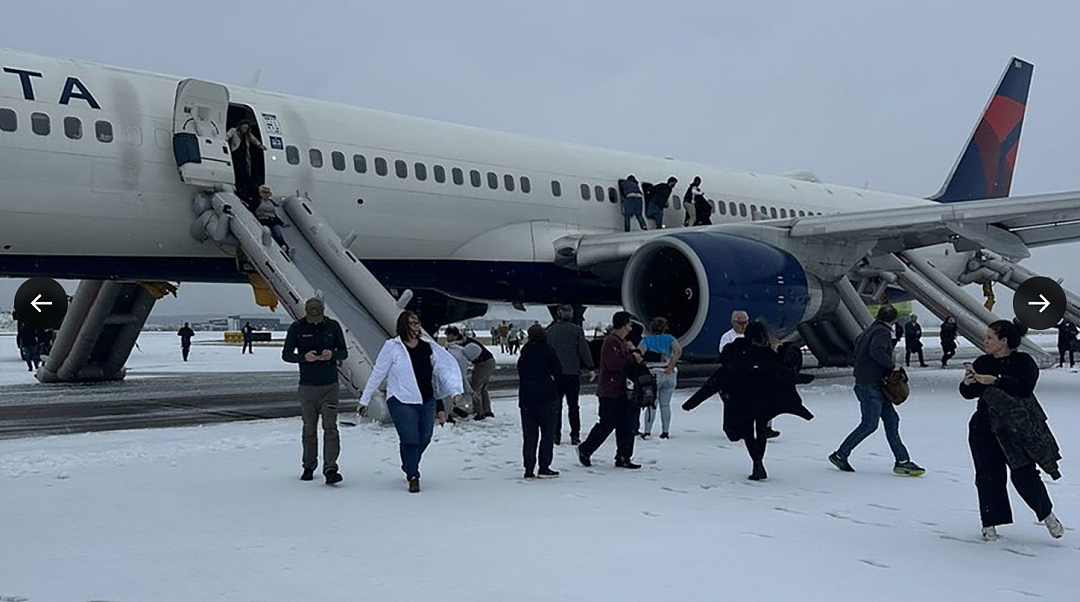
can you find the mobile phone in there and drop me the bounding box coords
[963,362,973,370]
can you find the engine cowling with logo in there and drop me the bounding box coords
[621,232,819,359]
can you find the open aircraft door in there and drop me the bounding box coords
[172,78,234,188]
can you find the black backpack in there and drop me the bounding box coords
[626,363,658,409]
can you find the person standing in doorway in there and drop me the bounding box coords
[177,322,195,362]
[358,311,463,493]
[829,305,925,476]
[282,298,348,485]
[940,316,959,368]
[227,120,266,205]
[517,324,563,479]
[904,314,927,367]
[242,322,255,354]
[547,304,596,445]
[960,319,1064,541]
[578,311,644,469]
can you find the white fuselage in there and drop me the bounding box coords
[0,47,938,302]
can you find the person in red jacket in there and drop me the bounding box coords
[577,311,644,469]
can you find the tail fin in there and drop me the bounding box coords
[929,57,1033,203]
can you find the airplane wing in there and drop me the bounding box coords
[556,190,1080,277]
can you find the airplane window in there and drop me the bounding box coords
[470,169,481,187]
[452,167,464,185]
[353,154,367,173]
[415,163,427,181]
[770,207,778,219]
[309,149,323,168]
[395,160,408,179]
[31,112,50,136]
[126,125,142,147]
[375,157,388,176]
[504,174,515,191]
[580,184,590,200]
[729,201,737,216]
[520,176,531,193]
[286,145,299,164]
[595,185,604,203]
[95,120,113,143]
[64,116,82,140]
[551,180,561,197]
[608,187,617,204]
[780,208,787,218]
[673,197,681,211]
[798,210,805,217]
[487,172,498,190]
[739,203,747,217]
[717,200,726,215]
[433,165,446,183]
[0,108,16,132]
[331,151,346,171]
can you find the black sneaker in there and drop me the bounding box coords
[893,460,926,477]
[577,445,592,467]
[748,463,768,481]
[325,470,343,485]
[615,458,642,470]
[764,427,781,439]
[473,414,487,421]
[640,433,651,440]
[829,452,855,472]
[301,468,315,481]
[659,433,670,440]
[538,468,560,478]
[524,471,536,480]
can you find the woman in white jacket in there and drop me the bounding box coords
[359,311,464,493]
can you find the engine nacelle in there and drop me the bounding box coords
[621,232,820,359]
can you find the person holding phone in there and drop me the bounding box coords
[282,297,348,485]
[960,319,1064,541]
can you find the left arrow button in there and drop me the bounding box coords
[14,278,68,330]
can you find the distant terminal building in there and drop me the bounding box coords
[227,315,285,331]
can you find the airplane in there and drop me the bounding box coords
[2,46,1079,377]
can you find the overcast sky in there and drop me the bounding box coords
[1,0,1079,322]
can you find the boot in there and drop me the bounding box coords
[325,470,343,485]
[300,468,315,481]
[748,461,768,481]
[577,445,591,467]
[1044,513,1065,539]
[408,477,421,493]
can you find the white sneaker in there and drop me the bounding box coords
[981,526,999,541]
[1044,513,1065,539]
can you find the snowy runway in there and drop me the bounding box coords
[1,368,1078,601]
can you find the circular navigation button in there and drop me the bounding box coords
[1013,276,1066,331]
[14,277,69,331]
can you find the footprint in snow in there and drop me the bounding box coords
[660,486,689,494]
[999,588,1043,598]
[858,559,891,569]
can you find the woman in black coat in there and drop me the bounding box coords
[517,324,563,479]
[959,319,1064,541]
[683,322,813,481]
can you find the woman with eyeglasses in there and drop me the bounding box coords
[359,311,464,493]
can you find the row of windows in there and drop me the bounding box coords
[282,142,827,219]
[0,108,115,142]
[284,145,536,194]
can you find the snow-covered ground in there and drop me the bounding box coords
[1,367,1077,601]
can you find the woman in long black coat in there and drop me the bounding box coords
[683,322,814,480]
[517,324,563,479]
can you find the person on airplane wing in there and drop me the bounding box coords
[687,176,711,226]
[646,176,677,230]
[619,175,647,232]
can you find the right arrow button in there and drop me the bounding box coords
[1014,277,1067,330]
